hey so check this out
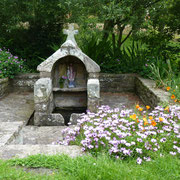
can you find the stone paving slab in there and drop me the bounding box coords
[0,91,34,123]
[0,92,34,147]
[0,122,23,145]
[101,92,143,109]
[0,145,83,159]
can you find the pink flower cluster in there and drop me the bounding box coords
[0,48,25,78]
[58,105,180,164]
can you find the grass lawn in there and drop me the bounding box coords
[0,153,179,180]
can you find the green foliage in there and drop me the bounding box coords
[0,0,67,70]
[0,48,25,79]
[6,154,180,179]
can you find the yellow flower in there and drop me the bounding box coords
[151,120,157,126]
[146,105,150,110]
[159,117,163,122]
[164,106,169,112]
[138,107,143,112]
[130,114,137,120]
[171,95,176,99]
[149,116,153,120]
[143,118,148,125]
[173,90,175,92]
[166,87,171,91]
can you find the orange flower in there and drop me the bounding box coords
[151,120,157,126]
[174,99,177,102]
[159,117,163,122]
[166,87,171,91]
[138,107,143,112]
[137,119,139,123]
[171,95,176,99]
[130,114,137,120]
[136,104,140,109]
[146,105,150,110]
[149,116,153,120]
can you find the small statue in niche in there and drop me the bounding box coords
[67,63,76,88]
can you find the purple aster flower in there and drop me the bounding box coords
[160,138,166,142]
[151,139,157,143]
[137,157,142,164]
[170,151,176,156]
[136,148,142,154]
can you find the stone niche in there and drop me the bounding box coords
[34,24,100,126]
[53,56,88,113]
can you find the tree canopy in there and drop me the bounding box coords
[62,0,180,48]
[0,0,67,70]
[0,0,179,70]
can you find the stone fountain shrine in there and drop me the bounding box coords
[34,24,100,126]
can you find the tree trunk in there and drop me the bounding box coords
[117,24,125,48]
[103,20,114,41]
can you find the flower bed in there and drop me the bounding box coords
[58,105,180,164]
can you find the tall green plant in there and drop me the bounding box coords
[78,32,148,73]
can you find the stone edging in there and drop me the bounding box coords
[11,73,39,91]
[135,77,170,108]
[99,73,137,92]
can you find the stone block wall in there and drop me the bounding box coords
[0,73,171,110]
[0,78,9,98]
[135,77,170,108]
[100,73,136,92]
[10,73,136,93]
[11,73,39,92]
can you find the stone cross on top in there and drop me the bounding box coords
[63,24,78,44]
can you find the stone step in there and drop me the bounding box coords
[0,145,83,159]
[11,126,70,145]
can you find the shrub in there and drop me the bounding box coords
[0,48,25,79]
[58,105,180,164]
